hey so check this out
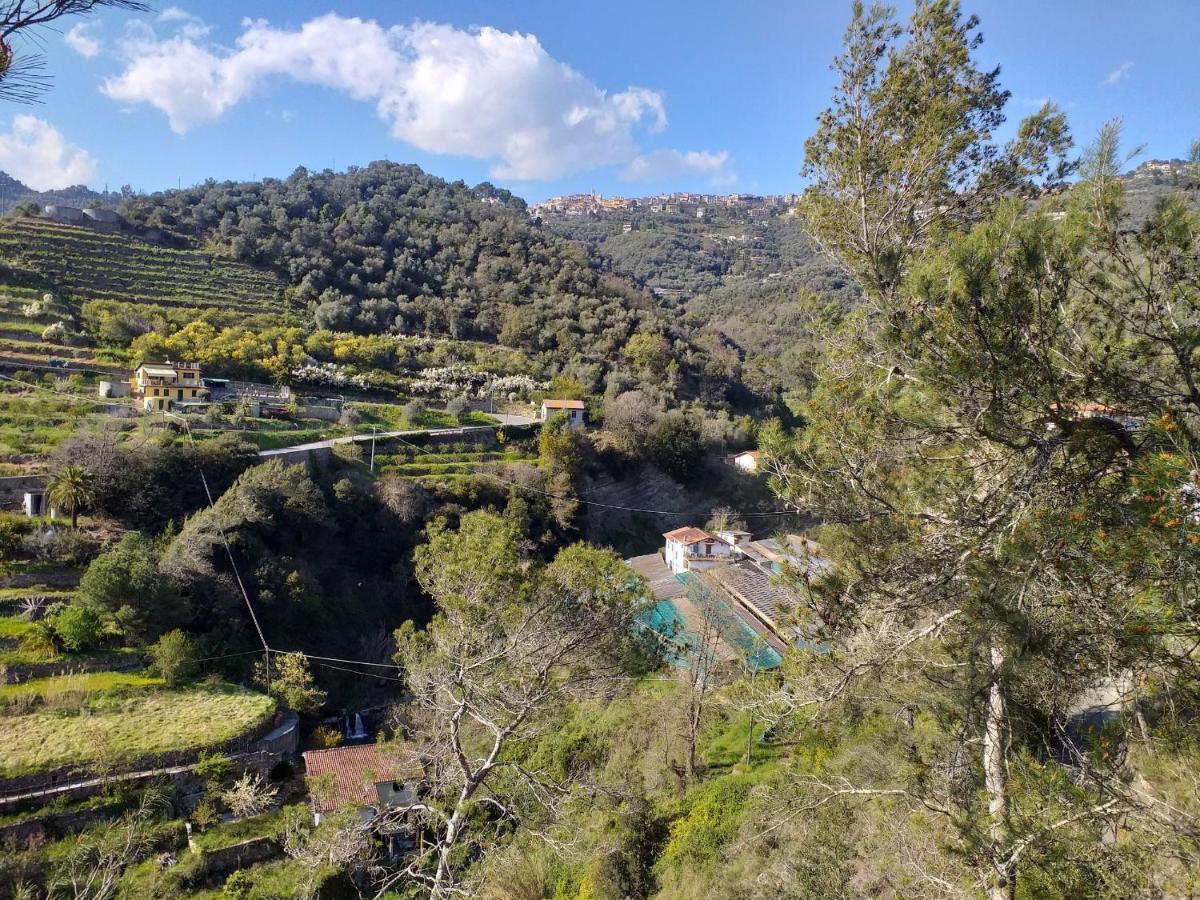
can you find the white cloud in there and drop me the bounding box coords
[158,6,211,40]
[0,115,98,189]
[101,13,725,182]
[64,22,101,58]
[1102,62,1133,86]
[622,149,734,185]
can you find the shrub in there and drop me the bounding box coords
[309,725,343,750]
[149,629,196,687]
[0,520,25,560]
[223,869,254,898]
[255,652,326,715]
[190,796,219,831]
[48,603,103,652]
[221,771,277,818]
[403,398,426,423]
[19,620,60,660]
[446,395,471,422]
[195,751,234,788]
[41,321,68,343]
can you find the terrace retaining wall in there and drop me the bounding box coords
[192,836,282,879]
[0,711,283,802]
[0,474,47,507]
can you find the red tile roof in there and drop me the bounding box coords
[542,398,585,409]
[663,526,715,544]
[302,744,411,813]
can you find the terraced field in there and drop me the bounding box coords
[0,219,286,316]
[376,447,538,485]
[0,682,275,778]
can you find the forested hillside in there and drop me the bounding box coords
[118,166,651,354]
[539,201,858,397]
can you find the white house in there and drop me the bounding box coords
[662,526,735,575]
[540,398,585,429]
[731,450,762,472]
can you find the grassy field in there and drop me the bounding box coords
[188,803,304,851]
[0,612,34,639]
[350,400,497,430]
[0,379,111,459]
[0,670,162,708]
[376,446,537,484]
[0,683,275,778]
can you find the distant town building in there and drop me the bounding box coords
[132,360,206,412]
[540,398,585,428]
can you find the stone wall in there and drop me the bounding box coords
[0,474,47,507]
[0,717,280,801]
[193,836,282,879]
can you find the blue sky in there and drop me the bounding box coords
[0,0,1195,202]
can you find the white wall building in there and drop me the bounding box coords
[731,450,762,472]
[540,398,585,428]
[662,527,735,574]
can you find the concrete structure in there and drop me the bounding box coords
[205,379,290,403]
[662,526,734,575]
[42,205,84,224]
[97,379,131,399]
[302,744,417,826]
[133,361,206,412]
[540,398,585,428]
[22,490,56,518]
[81,207,121,224]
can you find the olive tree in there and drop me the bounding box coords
[378,511,647,898]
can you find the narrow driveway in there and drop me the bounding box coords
[257,425,495,457]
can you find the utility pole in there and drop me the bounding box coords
[370,425,378,473]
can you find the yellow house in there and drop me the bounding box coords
[132,361,205,412]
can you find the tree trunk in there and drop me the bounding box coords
[686,694,701,778]
[983,641,1014,900]
[70,505,78,528]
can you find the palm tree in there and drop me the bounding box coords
[47,464,94,528]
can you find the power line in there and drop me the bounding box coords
[281,651,401,670]
[192,648,269,664]
[307,659,407,682]
[385,431,799,522]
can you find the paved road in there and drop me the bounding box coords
[258,425,493,457]
[489,412,537,426]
